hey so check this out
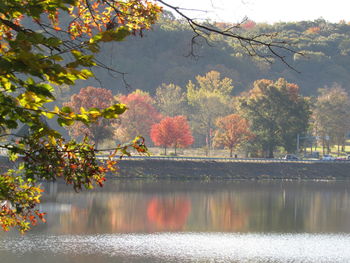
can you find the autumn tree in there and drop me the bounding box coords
[64,86,116,148]
[114,90,162,143]
[239,78,310,158]
[155,83,187,117]
[0,0,302,233]
[150,116,194,155]
[187,71,233,155]
[213,114,254,157]
[0,0,160,233]
[313,85,350,155]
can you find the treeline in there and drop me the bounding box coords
[66,15,350,97]
[65,71,350,158]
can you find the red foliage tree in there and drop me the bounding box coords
[150,116,194,155]
[64,86,114,148]
[114,90,162,143]
[242,20,256,30]
[214,114,254,157]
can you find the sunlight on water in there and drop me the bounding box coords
[1,232,350,262]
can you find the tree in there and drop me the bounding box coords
[239,78,310,158]
[187,71,233,155]
[0,0,160,233]
[64,86,115,148]
[213,114,254,157]
[0,0,303,233]
[313,85,350,155]
[155,83,187,117]
[114,90,162,143]
[150,116,194,155]
[157,1,300,68]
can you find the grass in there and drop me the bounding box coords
[303,144,350,156]
[99,139,350,158]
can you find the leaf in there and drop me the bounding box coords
[4,119,18,129]
[94,28,131,43]
[42,111,55,119]
[71,50,82,59]
[61,106,73,114]
[27,84,55,99]
[57,117,74,127]
[102,103,127,118]
[9,152,19,162]
[46,37,62,47]
[79,69,94,79]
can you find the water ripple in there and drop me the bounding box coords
[1,232,349,262]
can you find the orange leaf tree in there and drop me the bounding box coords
[64,86,116,148]
[0,0,161,233]
[150,116,194,155]
[214,114,254,157]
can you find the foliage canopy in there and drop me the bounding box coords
[239,78,310,157]
[0,0,161,232]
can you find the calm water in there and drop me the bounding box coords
[1,180,350,262]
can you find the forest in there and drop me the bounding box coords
[1,0,350,233]
[64,13,350,97]
[65,73,349,158]
[53,14,350,158]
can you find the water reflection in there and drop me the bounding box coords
[32,180,350,234]
[147,196,191,231]
[2,180,350,262]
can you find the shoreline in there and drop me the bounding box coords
[2,156,350,180]
[116,159,350,180]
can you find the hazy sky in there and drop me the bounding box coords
[167,0,350,24]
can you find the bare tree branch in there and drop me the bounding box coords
[156,0,303,72]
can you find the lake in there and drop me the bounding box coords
[1,180,350,262]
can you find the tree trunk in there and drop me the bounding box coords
[174,143,177,155]
[268,147,274,158]
[205,135,209,157]
[94,138,99,150]
[327,141,330,154]
[164,146,167,155]
[322,138,325,155]
[230,147,233,158]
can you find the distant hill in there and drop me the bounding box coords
[70,17,350,97]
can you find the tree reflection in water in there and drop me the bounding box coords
[147,196,191,231]
[37,181,350,235]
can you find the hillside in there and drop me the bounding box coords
[67,18,350,97]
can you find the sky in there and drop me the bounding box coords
[166,0,350,24]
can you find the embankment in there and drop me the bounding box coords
[116,159,350,180]
[2,156,349,180]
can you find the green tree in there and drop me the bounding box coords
[0,1,308,233]
[239,78,310,157]
[187,71,234,154]
[313,85,350,155]
[155,83,187,117]
[0,0,160,233]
